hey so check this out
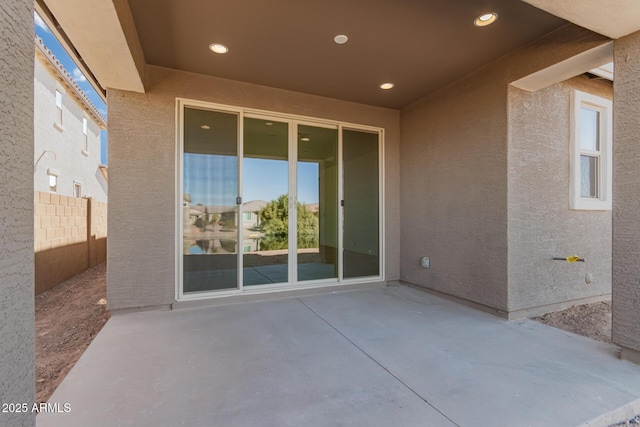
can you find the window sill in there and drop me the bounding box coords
[570,198,612,211]
[81,149,89,157]
[53,122,64,132]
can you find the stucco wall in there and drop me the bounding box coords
[399,25,609,313]
[0,1,35,426]
[508,76,612,313]
[108,65,399,310]
[34,57,107,202]
[612,30,640,357]
[400,67,510,310]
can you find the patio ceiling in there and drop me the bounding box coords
[42,1,640,109]
[127,0,565,109]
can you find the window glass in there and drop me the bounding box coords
[183,107,239,293]
[48,175,57,193]
[343,129,379,278]
[579,107,599,151]
[580,155,598,198]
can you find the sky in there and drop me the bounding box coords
[34,12,108,165]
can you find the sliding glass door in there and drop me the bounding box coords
[297,124,338,282]
[180,102,382,297]
[242,117,290,286]
[182,107,239,293]
[343,129,380,278]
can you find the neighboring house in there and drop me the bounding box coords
[242,200,268,228]
[33,36,107,202]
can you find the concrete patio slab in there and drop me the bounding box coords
[38,286,640,427]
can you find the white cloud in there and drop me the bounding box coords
[34,12,50,33]
[72,68,87,83]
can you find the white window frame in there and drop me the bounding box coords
[73,181,82,198]
[570,90,612,210]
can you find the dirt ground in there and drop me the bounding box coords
[533,300,612,343]
[35,262,109,403]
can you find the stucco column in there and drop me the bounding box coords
[0,0,36,425]
[612,30,640,365]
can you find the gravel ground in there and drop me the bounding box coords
[610,414,640,426]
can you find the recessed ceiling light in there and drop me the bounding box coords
[265,122,273,126]
[334,34,349,45]
[474,12,498,27]
[209,43,229,54]
[200,125,211,130]
[301,137,311,142]
[380,83,394,90]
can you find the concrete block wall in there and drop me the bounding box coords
[88,198,107,268]
[0,0,35,425]
[34,191,107,294]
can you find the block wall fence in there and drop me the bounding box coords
[34,191,107,294]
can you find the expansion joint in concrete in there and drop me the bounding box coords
[296,297,461,427]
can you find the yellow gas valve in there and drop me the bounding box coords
[552,255,585,263]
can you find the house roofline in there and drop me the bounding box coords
[35,36,107,130]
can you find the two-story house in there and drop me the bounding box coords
[34,36,107,202]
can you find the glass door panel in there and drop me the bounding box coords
[297,125,338,281]
[242,117,289,286]
[343,129,380,278]
[183,107,239,293]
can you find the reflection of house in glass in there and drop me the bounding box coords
[242,200,267,229]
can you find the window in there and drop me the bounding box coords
[243,212,252,221]
[570,90,612,210]
[82,117,89,154]
[73,182,82,198]
[47,169,59,193]
[55,90,63,127]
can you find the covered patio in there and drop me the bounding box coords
[39,285,640,426]
[4,1,640,426]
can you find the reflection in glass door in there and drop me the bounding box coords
[242,118,289,286]
[343,129,380,278]
[297,125,338,281]
[182,107,239,293]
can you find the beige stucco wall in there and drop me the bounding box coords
[508,76,612,314]
[108,65,399,310]
[613,29,640,358]
[0,0,35,425]
[399,25,609,313]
